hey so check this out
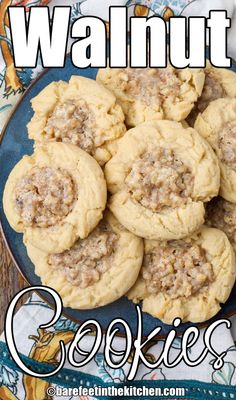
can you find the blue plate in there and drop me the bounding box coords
[1,57,236,338]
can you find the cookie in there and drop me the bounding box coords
[194,98,236,203]
[105,120,220,240]
[25,211,144,309]
[96,65,205,126]
[27,76,126,165]
[3,142,107,253]
[127,226,236,324]
[206,196,236,253]
[187,63,236,126]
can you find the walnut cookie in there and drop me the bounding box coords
[105,120,220,240]
[194,98,236,203]
[127,226,236,324]
[96,64,205,126]
[27,76,126,165]
[25,211,144,309]
[187,63,236,126]
[3,142,107,254]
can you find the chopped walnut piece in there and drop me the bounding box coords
[142,241,214,299]
[44,99,97,153]
[15,167,76,228]
[49,221,119,288]
[125,148,193,212]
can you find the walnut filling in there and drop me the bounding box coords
[15,167,76,228]
[125,149,193,212]
[142,241,214,299]
[218,120,236,170]
[48,221,119,288]
[44,99,97,153]
[118,66,181,106]
[207,197,236,241]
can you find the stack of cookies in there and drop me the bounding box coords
[3,61,236,324]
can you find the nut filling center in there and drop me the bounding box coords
[219,120,236,170]
[48,221,119,289]
[118,67,181,106]
[15,166,76,228]
[125,148,193,212]
[44,99,97,153]
[142,241,214,299]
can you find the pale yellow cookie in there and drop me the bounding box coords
[105,120,220,240]
[25,211,144,309]
[187,63,236,126]
[97,65,205,126]
[127,226,236,324]
[27,76,126,165]
[3,142,107,254]
[194,98,236,203]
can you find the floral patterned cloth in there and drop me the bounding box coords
[0,294,236,399]
[1,1,236,399]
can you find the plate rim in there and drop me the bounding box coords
[1,64,236,340]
